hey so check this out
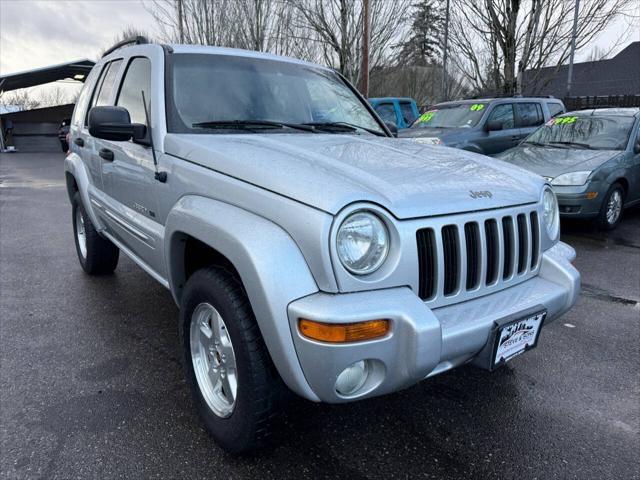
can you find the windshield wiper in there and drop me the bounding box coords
[192,120,315,133]
[523,141,559,148]
[302,121,386,137]
[548,141,594,150]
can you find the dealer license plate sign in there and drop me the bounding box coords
[493,312,545,365]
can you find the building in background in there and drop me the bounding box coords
[520,42,640,101]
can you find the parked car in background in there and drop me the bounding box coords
[369,97,420,129]
[58,118,71,152]
[399,96,565,155]
[498,108,640,230]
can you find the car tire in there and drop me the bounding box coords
[595,182,625,231]
[180,266,286,454]
[72,192,119,274]
[60,140,69,152]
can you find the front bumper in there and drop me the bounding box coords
[553,183,606,218]
[287,242,580,403]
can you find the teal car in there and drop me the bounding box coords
[498,108,640,230]
[369,97,420,129]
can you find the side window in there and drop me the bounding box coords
[399,102,417,125]
[548,103,564,118]
[84,60,123,125]
[71,67,100,128]
[488,104,515,129]
[516,103,544,127]
[116,57,152,125]
[375,103,397,123]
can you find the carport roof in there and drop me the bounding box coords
[0,59,95,92]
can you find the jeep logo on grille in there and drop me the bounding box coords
[469,190,493,199]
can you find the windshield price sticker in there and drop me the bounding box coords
[549,116,577,126]
[470,103,485,111]
[418,110,437,123]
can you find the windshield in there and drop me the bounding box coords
[167,53,384,135]
[524,115,635,150]
[410,103,486,129]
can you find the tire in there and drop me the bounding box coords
[72,192,119,274]
[180,266,286,454]
[595,182,625,231]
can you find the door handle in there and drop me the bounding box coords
[74,137,84,147]
[99,148,114,161]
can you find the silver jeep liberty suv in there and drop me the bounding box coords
[64,37,580,453]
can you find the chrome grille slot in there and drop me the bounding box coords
[517,214,528,274]
[464,222,480,290]
[484,219,499,285]
[442,225,459,296]
[530,212,539,269]
[416,228,436,300]
[502,216,514,279]
[415,205,542,306]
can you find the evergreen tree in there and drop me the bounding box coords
[394,0,444,66]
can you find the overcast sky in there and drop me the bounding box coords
[0,0,638,101]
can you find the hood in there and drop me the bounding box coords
[498,146,621,178]
[398,126,469,144]
[164,133,544,219]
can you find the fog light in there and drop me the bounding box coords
[335,360,369,396]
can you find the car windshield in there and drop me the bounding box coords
[167,53,384,135]
[524,115,635,150]
[410,103,487,129]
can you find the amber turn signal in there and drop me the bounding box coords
[585,191,598,200]
[298,319,390,343]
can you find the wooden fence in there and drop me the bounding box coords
[563,95,640,110]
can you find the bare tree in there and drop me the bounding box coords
[37,86,71,107]
[0,91,41,111]
[292,0,411,83]
[448,0,633,95]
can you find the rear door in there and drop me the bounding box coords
[477,103,519,154]
[515,102,545,141]
[99,56,163,274]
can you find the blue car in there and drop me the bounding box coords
[369,97,420,129]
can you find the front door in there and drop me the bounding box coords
[99,56,165,278]
[477,103,520,155]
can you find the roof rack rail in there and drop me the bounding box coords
[102,36,149,58]
[464,94,555,100]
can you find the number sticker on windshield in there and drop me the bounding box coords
[418,110,437,123]
[549,116,577,126]
[470,103,485,111]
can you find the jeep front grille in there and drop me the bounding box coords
[416,208,541,303]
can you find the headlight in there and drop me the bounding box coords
[336,211,389,275]
[542,187,560,240]
[551,171,591,186]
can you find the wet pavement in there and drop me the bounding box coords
[1,152,639,479]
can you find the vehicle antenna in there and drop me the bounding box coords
[142,90,167,183]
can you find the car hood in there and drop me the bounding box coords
[497,146,621,178]
[164,133,543,219]
[398,127,467,144]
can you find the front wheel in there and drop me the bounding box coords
[72,192,119,274]
[180,267,286,453]
[595,183,625,230]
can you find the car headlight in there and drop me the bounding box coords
[336,211,389,275]
[542,187,560,240]
[551,171,591,186]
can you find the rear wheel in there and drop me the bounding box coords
[595,183,625,230]
[180,266,286,454]
[72,192,119,274]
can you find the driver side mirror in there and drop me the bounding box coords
[385,121,398,137]
[634,141,640,154]
[88,106,146,142]
[484,119,503,132]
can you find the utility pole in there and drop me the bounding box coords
[566,0,580,97]
[177,0,184,43]
[359,0,370,97]
[441,0,450,102]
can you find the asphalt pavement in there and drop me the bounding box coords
[1,152,639,479]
